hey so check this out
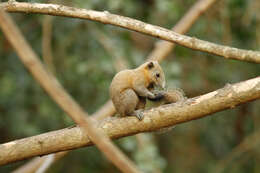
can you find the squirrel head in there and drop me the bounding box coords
[145,61,166,89]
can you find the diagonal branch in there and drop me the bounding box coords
[1,76,259,166]
[0,9,140,173]
[1,1,260,63]
[147,0,217,61]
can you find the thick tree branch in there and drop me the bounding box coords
[0,10,140,173]
[1,2,260,63]
[1,76,259,166]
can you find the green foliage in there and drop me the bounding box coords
[0,0,260,172]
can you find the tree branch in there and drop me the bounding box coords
[12,152,67,173]
[1,76,259,166]
[42,15,55,74]
[0,9,140,173]
[1,1,260,63]
[147,0,217,61]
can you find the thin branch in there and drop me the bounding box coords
[0,76,259,166]
[42,15,56,74]
[91,25,129,72]
[0,10,140,173]
[34,154,54,173]
[12,152,67,173]
[93,100,116,120]
[1,2,260,63]
[12,157,45,173]
[147,0,217,61]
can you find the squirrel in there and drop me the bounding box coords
[109,61,166,120]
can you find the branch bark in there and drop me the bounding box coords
[1,2,260,63]
[1,76,259,166]
[0,10,140,173]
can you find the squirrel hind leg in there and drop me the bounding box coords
[120,89,145,120]
[136,97,146,109]
[132,97,146,120]
[118,89,139,117]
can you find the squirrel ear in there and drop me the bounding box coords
[147,62,154,69]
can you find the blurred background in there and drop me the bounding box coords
[0,0,260,172]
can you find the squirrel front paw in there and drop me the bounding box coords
[147,92,156,99]
[147,91,165,101]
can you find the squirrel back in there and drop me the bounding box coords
[110,61,165,101]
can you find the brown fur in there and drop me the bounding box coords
[147,87,186,108]
[110,61,165,120]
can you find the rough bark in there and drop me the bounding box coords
[1,76,259,166]
[0,2,260,63]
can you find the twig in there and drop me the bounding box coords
[35,154,54,173]
[0,10,140,173]
[0,76,259,165]
[147,0,217,61]
[12,152,67,173]
[1,1,260,63]
[92,100,116,120]
[42,15,55,74]
[91,25,128,71]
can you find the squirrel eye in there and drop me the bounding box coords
[156,73,160,78]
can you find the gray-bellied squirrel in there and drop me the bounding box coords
[110,61,185,120]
